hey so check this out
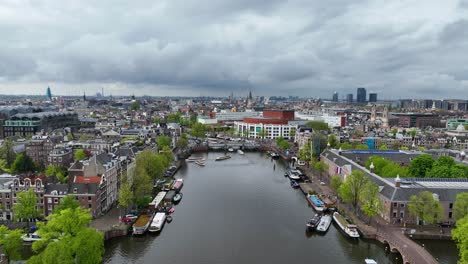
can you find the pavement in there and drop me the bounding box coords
[90,206,126,232]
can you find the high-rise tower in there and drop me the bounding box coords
[46,86,52,101]
[357,87,366,103]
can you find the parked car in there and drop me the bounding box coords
[121,217,133,223]
[125,214,138,221]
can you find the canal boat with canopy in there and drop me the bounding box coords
[149,192,166,210]
[148,212,167,233]
[171,179,184,192]
[333,212,360,239]
[307,195,326,212]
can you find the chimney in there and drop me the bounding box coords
[395,174,401,188]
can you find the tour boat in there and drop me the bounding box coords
[306,214,322,231]
[316,214,332,232]
[195,160,205,166]
[237,149,244,155]
[215,155,231,161]
[333,212,360,239]
[22,231,42,242]
[148,212,166,233]
[307,195,326,212]
[133,214,153,235]
[290,180,300,189]
[173,193,183,203]
[171,179,184,192]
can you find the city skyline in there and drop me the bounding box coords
[0,1,467,98]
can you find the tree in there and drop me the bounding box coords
[339,142,353,150]
[391,128,398,137]
[276,137,290,150]
[452,215,468,264]
[74,149,87,161]
[53,195,79,214]
[130,100,140,111]
[0,225,24,262]
[157,135,171,149]
[454,192,468,220]
[328,134,339,148]
[257,129,269,141]
[408,154,434,177]
[13,189,39,222]
[45,165,68,184]
[166,112,182,123]
[11,153,36,173]
[28,207,104,264]
[407,191,444,225]
[338,170,369,211]
[305,121,329,131]
[176,136,188,149]
[360,181,383,224]
[355,144,369,150]
[379,145,388,150]
[190,122,207,138]
[314,160,329,181]
[0,138,16,168]
[118,181,134,213]
[298,142,311,162]
[330,175,343,193]
[409,130,417,138]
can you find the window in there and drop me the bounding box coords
[449,203,453,209]
[400,203,405,208]
[88,196,92,201]
[54,198,58,203]
[88,204,92,208]
[449,212,453,219]
[393,202,397,207]
[393,212,397,218]
[400,212,404,218]
[47,198,52,203]
[6,194,9,199]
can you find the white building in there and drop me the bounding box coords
[234,121,297,139]
[295,112,344,128]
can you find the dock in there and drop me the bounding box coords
[299,183,314,195]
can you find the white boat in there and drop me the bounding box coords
[215,155,231,161]
[364,259,377,264]
[186,157,205,162]
[307,195,326,212]
[149,192,167,210]
[22,231,42,242]
[287,169,301,180]
[316,214,332,232]
[333,212,360,238]
[148,212,167,233]
[195,160,205,166]
[237,149,244,155]
[228,148,234,152]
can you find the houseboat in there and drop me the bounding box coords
[307,195,326,212]
[148,212,167,233]
[149,191,167,210]
[133,214,153,235]
[333,212,360,238]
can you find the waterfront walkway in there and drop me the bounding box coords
[299,165,440,264]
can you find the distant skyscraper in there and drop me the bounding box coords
[346,94,353,104]
[357,87,366,103]
[332,92,338,102]
[46,86,52,101]
[369,93,377,102]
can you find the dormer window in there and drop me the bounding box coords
[73,188,77,194]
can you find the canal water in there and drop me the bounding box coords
[103,152,454,264]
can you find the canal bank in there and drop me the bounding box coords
[104,152,409,264]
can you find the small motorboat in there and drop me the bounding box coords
[228,148,234,152]
[306,214,322,231]
[173,193,183,203]
[215,155,231,161]
[166,215,173,223]
[168,207,175,214]
[237,149,244,155]
[364,259,377,264]
[290,180,300,189]
[195,160,205,166]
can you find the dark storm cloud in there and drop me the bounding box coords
[0,0,467,97]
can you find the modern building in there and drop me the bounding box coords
[346,94,353,104]
[295,112,345,128]
[369,93,377,103]
[447,119,468,130]
[357,87,367,103]
[332,92,338,102]
[234,110,297,139]
[392,113,443,128]
[3,111,79,138]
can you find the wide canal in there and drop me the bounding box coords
[103,152,456,264]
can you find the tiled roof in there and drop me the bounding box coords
[74,176,101,184]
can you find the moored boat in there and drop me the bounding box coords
[333,212,360,238]
[287,169,301,180]
[173,193,183,203]
[215,155,231,161]
[364,259,377,264]
[290,180,300,189]
[306,214,322,231]
[22,231,42,242]
[171,179,184,192]
[133,214,153,235]
[148,212,166,233]
[270,152,280,159]
[195,160,205,166]
[307,195,326,212]
[228,148,234,152]
[237,149,244,155]
[316,214,332,232]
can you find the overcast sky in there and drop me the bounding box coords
[0,0,467,99]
